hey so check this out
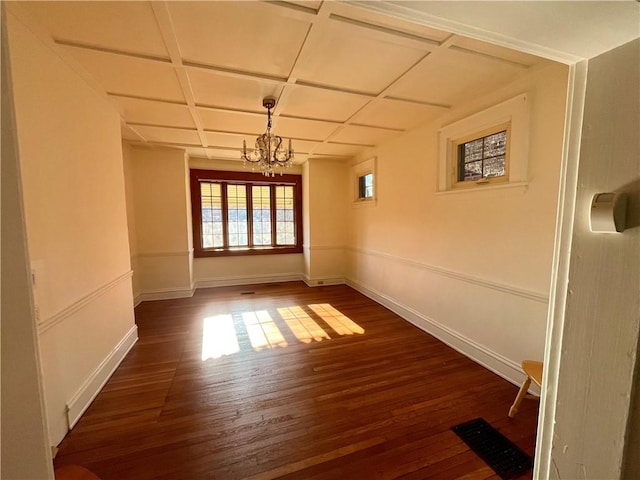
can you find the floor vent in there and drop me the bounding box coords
[240,291,256,295]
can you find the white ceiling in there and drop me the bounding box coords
[14,1,563,162]
[367,1,640,62]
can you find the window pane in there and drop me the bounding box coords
[275,186,295,245]
[227,184,248,246]
[483,156,506,178]
[464,139,483,162]
[483,131,507,158]
[252,185,272,245]
[462,160,483,181]
[201,183,223,248]
[459,130,507,182]
[358,173,373,199]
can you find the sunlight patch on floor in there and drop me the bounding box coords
[201,314,240,361]
[277,306,331,343]
[308,304,365,335]
[201,304,364,360]
[243,310,288,351]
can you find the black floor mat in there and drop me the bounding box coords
[451,417,532,480]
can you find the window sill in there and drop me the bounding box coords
[352,198,377,208]
[194,246,303,258]
[435,181,528,196]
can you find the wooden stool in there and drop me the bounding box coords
[508,360,543,418]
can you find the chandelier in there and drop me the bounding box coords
[241,97,294,177]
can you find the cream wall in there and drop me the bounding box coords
[191,158,305,287]
[7,12,137,447]
[549,39,640,480]
[122,142,141,300]
[1,7,53,476]
[127,146,193,302]
[304,158,349,285]
[346,62,569,384]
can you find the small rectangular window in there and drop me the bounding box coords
[358,173,374,199]
[453,123,510,187]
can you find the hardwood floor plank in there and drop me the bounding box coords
[54,282,538,479]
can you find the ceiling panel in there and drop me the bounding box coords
[287,139,322,155]
[202,148,243,160]
[280,85,371,122]
[328,2,451,44]
[272,117,340,141]
[61,46,185,102]
[134,126,201,145]
[312,143,364,157]
[283,1,322,10]
[450,36,544,67]
[351,98,445,130]
[19,1,169,58]
[12,1,554,162]
[184,146,209,158]
[197,108,266,135]
[112,96,195,129]
[188,69,283,111]
[329,125,399,146]
[294,20,428,94]
[205,131,260,150]
[386,49,531,106]
[168,1,310,77]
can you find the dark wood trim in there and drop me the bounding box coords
[190,169,303,258]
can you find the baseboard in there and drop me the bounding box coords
[196,273,303,289]
[65,325,138,430]
[346,278,538,394]
[135,287,195,303]
[302,275,346,287]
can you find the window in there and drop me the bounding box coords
[352,157,376,206]
[453,124,510,187]
[437,93,529,192]
[191,170,302,257]
[358,173,374,199]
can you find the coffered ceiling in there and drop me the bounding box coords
[15,1,550,162]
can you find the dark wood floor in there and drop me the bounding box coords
[54,282,539,479]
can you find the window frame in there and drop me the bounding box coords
[437,93,529,193]
[452,122,511,189]
[352,157,377,207]
[190,169,303,258]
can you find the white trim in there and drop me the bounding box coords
[66,325,138,430]
[534,60,588,480]
[434,181,528,196]
[134,250,192,258]
[437,93,529,192]
[196,273,303,290]
[135,286,195,303]
[302,275,346,287]
[346,278,540,394]
[349,247,548,303]
[37,271,133,334]
[305,245,347,251]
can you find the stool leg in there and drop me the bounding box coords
[509,376,532,418]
